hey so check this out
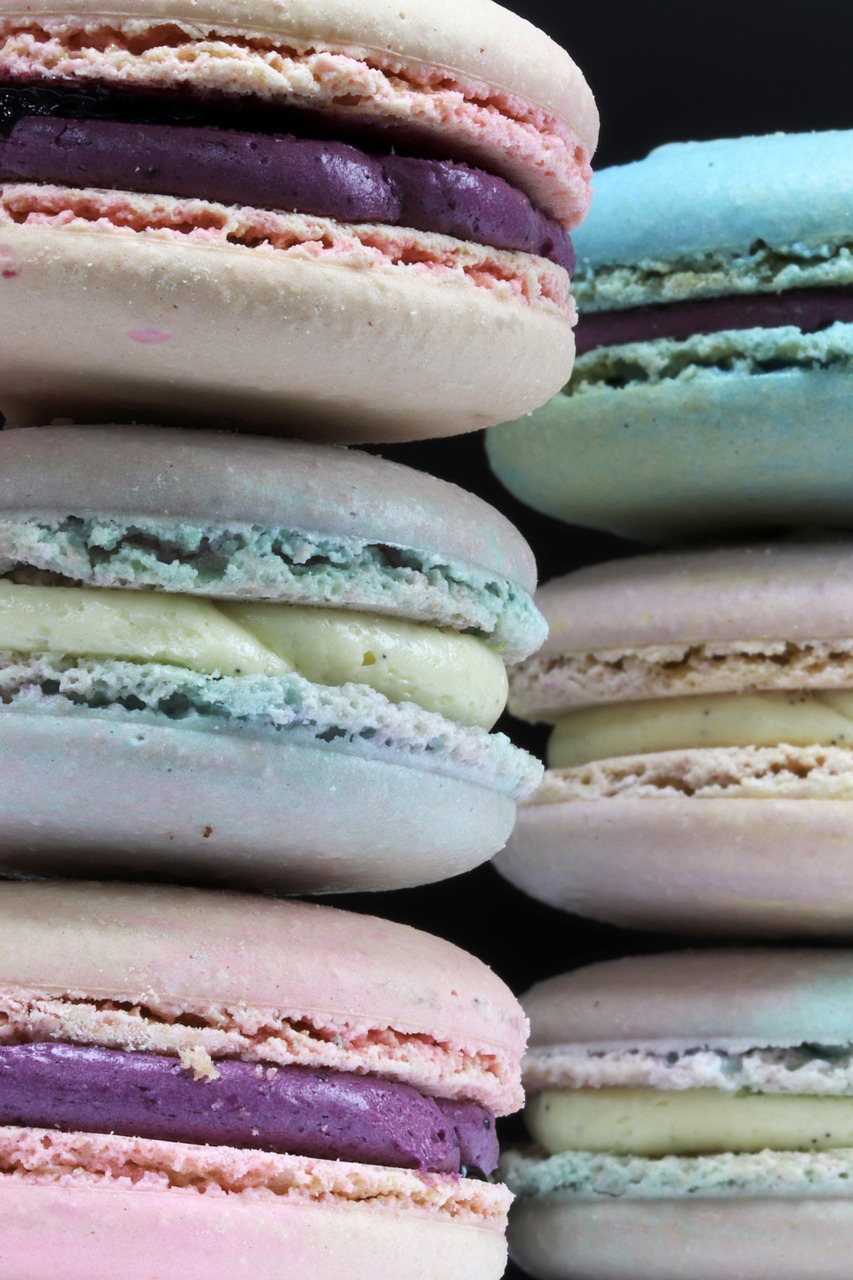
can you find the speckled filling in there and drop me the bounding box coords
[573,239,853,312]
[0,653,542,801]
[501,1144,853,1202]
[0,1127,510,1223]
[0,514,546,663]
[564,322,853,395]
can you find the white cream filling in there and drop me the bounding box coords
[549,690,853,767]
[527,1087,853,1157]
[0,580,508,729]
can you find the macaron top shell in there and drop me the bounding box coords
[533,539,853,655]
[0,881,527,1111]
[0,425,545,658]
[3,0,598,150]
[524,949,853,1053]
[572,131,853,269]
[0,426,536,595]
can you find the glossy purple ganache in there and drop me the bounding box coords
[0,1042,499,1175]
[574,286,853,354]
[0,114,573,270]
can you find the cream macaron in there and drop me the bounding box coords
[0,0,597,439]
[0,879,527,1279]
[0,424,545,890]
[503,948,853,1280]
[495,537,853,936]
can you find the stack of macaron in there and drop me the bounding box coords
[0,0,602,1274]
[484,128,853,1278]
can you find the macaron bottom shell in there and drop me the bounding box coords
[508,1190,853,1280]
[0,199,574,441]
[494,796,853,937]
[486,365,853,541]
[0,711,517,892]
[0,1158,508,1280]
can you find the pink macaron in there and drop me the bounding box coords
[0,880,528,1279]
[0,0,597,439]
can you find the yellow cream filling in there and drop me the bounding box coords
[549,690,853,767]
[527,1087,853,1156]
[0,580,508,729]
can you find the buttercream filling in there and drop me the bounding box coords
[0,1042,498,1175]
[0,82,573,269]
[0,579,508,729]
[526,1087,853,1158]
[574,286,853,355]
[548,689,853,768]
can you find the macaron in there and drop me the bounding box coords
[0,423,544,890]
[486,130,853,541]
[0,879,527,1279]
[502,948,853,1280]
[494,537,853,936]
[0,0,597,440]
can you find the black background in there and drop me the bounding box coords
[331,4,852,1274]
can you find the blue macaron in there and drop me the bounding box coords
[487,131,853,542]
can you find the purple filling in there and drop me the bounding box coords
[0,115,573,271]
[575,286,853,354]
[0,1042,498,1176]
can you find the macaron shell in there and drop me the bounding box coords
[0,1178,507,1280]
[570,131,853,268]
[2,0,598,154]
[0,711,518,893]
[0,881,526,1070]
[493,797,853,938]
[486,366,853,541]
[0,217,574,441]
[523,947,853,1049]
[508,1195,853,1280]
[530,539,853,659]
[0,425,537,596]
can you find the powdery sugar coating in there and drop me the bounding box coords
[0,18,592,227]
[0,184,572,315]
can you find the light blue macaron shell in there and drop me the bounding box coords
[573,131,853,267]
[486,366,853,543]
